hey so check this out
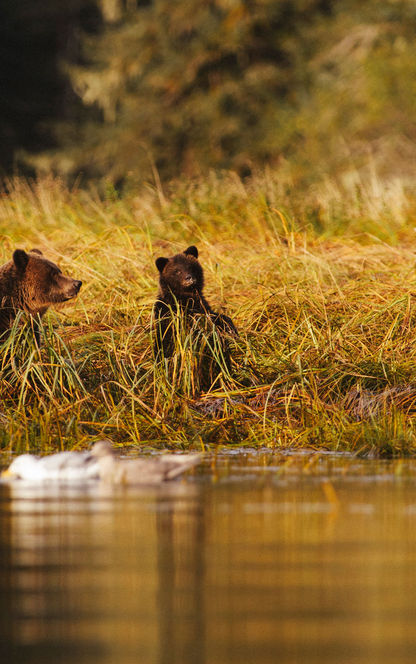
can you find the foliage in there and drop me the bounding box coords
[19,0,416,187]
[37,0,327,182]
[3,1,416,186]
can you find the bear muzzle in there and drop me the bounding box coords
[60,279,83,301]
[183,275,197,288]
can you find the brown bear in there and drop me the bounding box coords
[153,245,237,358]
[0,249,82,343]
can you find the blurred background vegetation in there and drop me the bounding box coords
[2,0,416,188]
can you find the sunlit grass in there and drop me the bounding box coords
[1,170,416,454]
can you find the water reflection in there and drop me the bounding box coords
[1,451,416,664]
[0,480,204,664]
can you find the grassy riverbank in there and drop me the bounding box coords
[1,171,416,455]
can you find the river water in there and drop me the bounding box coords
[1,449,416,664]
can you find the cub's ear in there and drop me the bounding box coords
[30,248,43,256]
[184,245,198,258]
[13,249,29,272]
[156,257,169,273]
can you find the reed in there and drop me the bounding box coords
[1,170,416,455]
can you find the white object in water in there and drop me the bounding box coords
[90,439,202,484]
[1,449,100,482]
[1,440,202,484]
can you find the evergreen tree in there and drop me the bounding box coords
[10,0,416,186]
[48,0,332,182]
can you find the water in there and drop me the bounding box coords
[2,449,416,664]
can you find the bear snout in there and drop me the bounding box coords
[59,278,82,300]
[183,275,196,287]
[67,279,82,298]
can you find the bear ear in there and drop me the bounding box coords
[156,257,169,273]
[30,248,43,256]
[184,245,198,258]
[13,249,29,272]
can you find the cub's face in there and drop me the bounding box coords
[156,246,204,296]
[13,249,82,312]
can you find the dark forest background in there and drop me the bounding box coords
[2,0,416,186]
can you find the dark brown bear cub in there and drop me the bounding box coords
[153,245,237,359]
[0,249,82,343]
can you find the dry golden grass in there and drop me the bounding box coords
[1,171,416,455]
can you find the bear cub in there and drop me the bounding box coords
[153,245,237,357]
[0,248,82,342]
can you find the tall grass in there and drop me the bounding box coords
[1,170,416,455]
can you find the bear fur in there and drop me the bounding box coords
[0,249,82,342]
[153,245,237,358]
